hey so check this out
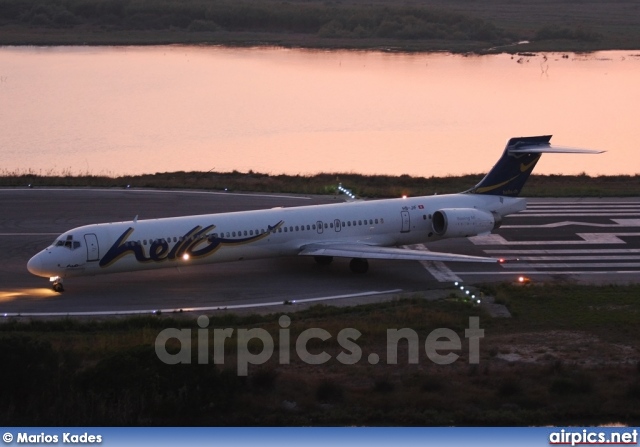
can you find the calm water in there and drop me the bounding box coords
[0,46,638,177]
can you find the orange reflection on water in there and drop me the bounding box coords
[0,47,638,177]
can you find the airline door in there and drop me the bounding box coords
[84,233,100,262]
[401,211,411,233]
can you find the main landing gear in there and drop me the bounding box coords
[52,277,64,293]
[349,258,369,274]
[314,256,334,266]
[314,255,369,274]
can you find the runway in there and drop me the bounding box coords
[1,189,639,316]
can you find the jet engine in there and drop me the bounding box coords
[431,208,497,238]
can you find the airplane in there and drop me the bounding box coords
[27,135,602,292]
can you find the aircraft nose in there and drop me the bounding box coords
[27,254,47,277]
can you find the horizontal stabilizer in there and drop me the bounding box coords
[468,135,604,197]
[508,145,604,154]
[299,243,500,263]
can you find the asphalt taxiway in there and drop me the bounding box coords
[1,188,639,316]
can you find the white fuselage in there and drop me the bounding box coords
[27,193,525,280]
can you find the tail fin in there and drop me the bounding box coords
[466,135,603,197]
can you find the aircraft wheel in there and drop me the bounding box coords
[349,258,369,274]
[314,256,334,266]
[52,282,64,293]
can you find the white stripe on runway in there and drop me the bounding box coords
[502,262,640,268]
[484,248,640,254]
[519,206,640,214]
[0,289,403,318]
[456,271,640,276]
[2,188,311,200]
[526,201,640,205]
[527,205,640,208]
[510,213,640,217]
[509,255,640,261]
[404,244,461,282]
[501,219,640,229]
[470,233,639,245]
[0,233,60,236]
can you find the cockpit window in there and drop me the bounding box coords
[54,236,81,250]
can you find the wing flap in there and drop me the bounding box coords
[299,243,500,263]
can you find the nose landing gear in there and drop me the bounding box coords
[51,277,64,293]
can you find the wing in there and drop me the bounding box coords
[299,243,500,263]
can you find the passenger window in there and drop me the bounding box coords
[330,223,333,228]
[295,226,299,231]
[381,218,384,224]
[143,240,147,245]
[244,231,247,236]
[375,219,379,224]
[312,224,316,230]
[278,228,282,233]
[342,222,346,227]
[324,223,328,229]
[348,221,351,227]
[232,232,236,237]
[284,227,288,232]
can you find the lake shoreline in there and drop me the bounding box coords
[2,0,640,54]
[0,27,637,55]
